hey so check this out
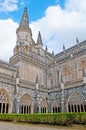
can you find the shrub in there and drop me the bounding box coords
[0,112,86,126]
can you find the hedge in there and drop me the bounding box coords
[0,112,86,126]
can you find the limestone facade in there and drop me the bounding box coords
[0,7,86,114]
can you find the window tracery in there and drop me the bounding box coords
[19,94,32,114]
[67,91,86,112]
[0,90,9,114]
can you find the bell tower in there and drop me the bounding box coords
[14,7,33,54]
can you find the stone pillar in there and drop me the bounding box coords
[60,83,64,112]
[1,103,3,113]
[57,67,60,86]
[5,103,6,113]
[34,83,39,113]
[48,101,51,113]
[38,101,41,113]
[12,77,20,114]
[47,93,51,113]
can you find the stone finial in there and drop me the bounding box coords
[63,44,65,51]
[37,31,43,47]
[45,45,48,51]
[76,37,79,44]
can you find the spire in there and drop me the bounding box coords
[76,37,79,44]
[20,7,29,27]
[37,31,43,47]
[45,45,48,51]
[63,44,65,51]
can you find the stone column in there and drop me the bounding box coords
[60,83,64,112]
[34,83,39,113]
[16,77,20,114]
[47,93,51,113]
[12,77,20,114]
[5,103,6,113]
[1,103,3,113]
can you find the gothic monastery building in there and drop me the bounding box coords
[0,7,86,114]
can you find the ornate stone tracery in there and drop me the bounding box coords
[62,66,72,83]
[19,93,32,114]
[0,89,10,114]
[66,91,86,112]
[78,59,86,78]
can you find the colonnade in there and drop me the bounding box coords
[53,106,60,113]
[0,103,9,113]
[19,105,31,114]
[68,104,86,112]
[41,107,46,113]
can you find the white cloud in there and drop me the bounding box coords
[65,0,86,13]
[0,0,86,62]
[0,0,18,12]
[30,0,86,54]
[0,19,18,61]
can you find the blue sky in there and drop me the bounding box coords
[0,0,86,61]
[0,0,65,22]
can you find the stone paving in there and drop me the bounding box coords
[0,122,58,130]
[0,122,85,130]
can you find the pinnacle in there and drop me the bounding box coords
[37,31,43,46]
[20,7,29,27]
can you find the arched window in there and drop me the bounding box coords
[62,66,72,83]
[67,91,85,113]
[41,99,47,113]
[19,94,32,114]
[49,73,53,87]
[24,45,29,52]
[52,100,60,113]
[0,89,10,114]
[79,59,86,78]
[15,45,19,52]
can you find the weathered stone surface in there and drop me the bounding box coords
[0,7,86,114]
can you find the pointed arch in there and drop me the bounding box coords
[19,93,33,114]
[24,45,29,52]
[78,58,86,78]
[79,59,86,69]
[15,45,19,52]
[62,65,73,83]
[51,100,60,113]
[48,73,53,87]
[41,99,47,113]
[66,90,85,112]
[0,88,11,114]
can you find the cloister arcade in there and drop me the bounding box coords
[67,91,86,112]
[0,88,86,114]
